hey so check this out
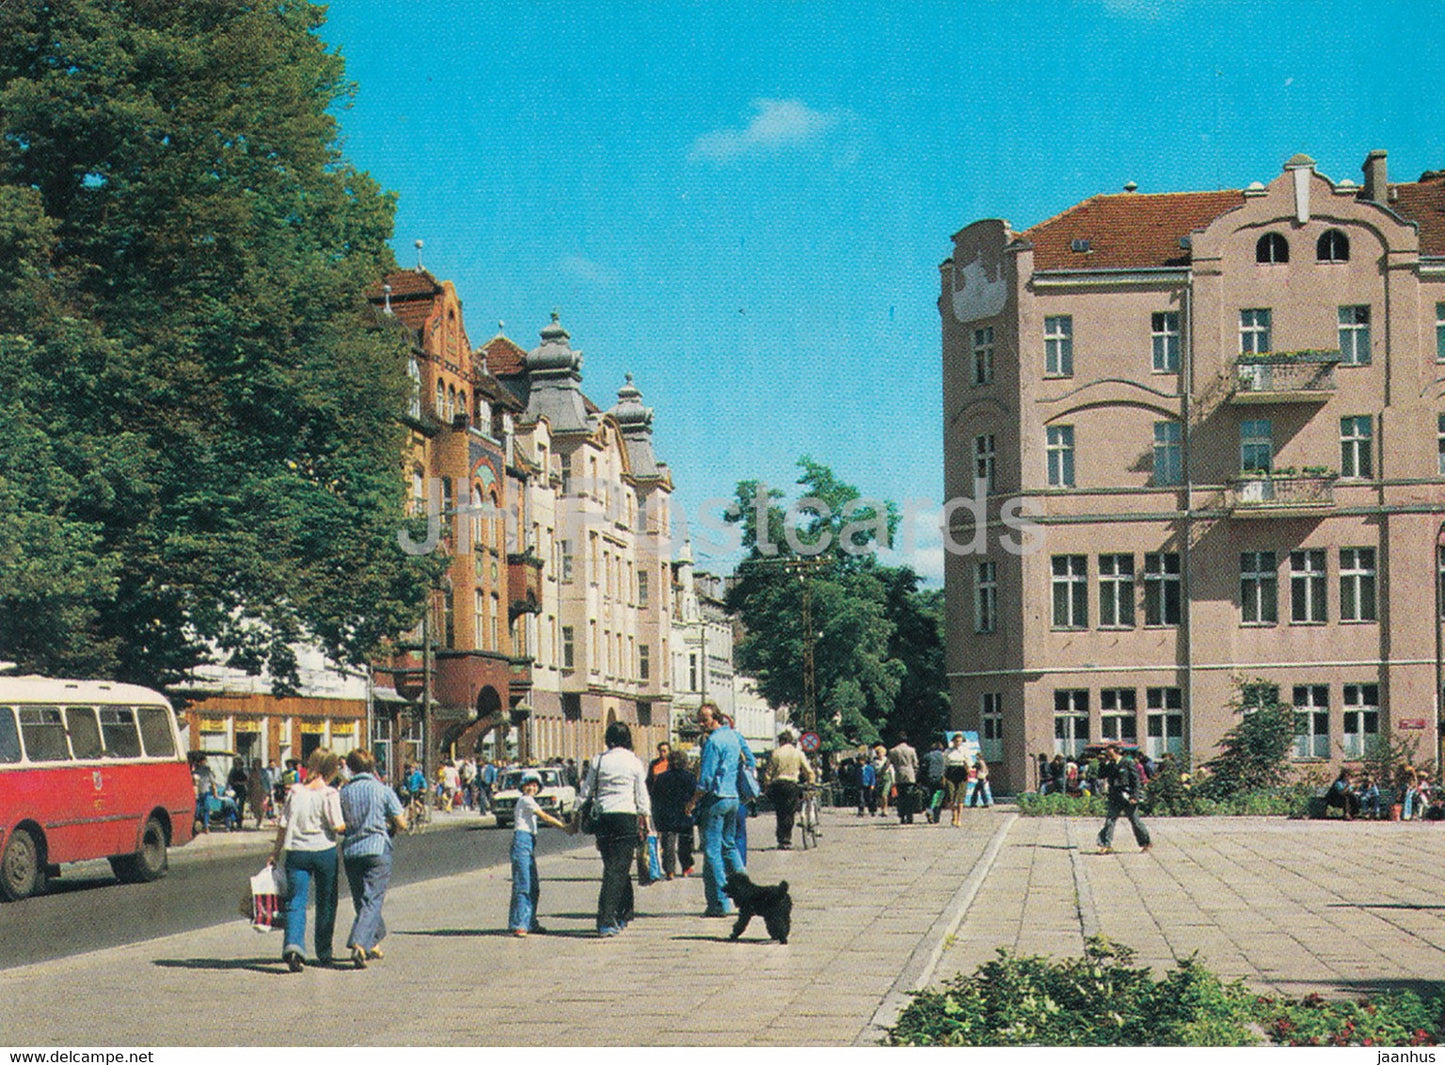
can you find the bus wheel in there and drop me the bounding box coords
[111,816,168,884]
[1,828,45,901]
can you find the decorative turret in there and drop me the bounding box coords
[610,373,663,479]
[527,311,584,376]
[522,311,592,433]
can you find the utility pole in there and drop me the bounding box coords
[421,589,434,789]
[739,555,830,734]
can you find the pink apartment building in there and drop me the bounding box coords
[942,150,1445,794]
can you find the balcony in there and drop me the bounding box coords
[1230,351,1339,404]
[1228,472,1337,518]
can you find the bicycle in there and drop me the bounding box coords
[403,791,431,834]
[797,785,822,850]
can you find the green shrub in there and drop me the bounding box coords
[1016,792,1107,817]
[888,939,1445,1047]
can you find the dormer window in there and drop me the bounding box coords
[1317,229,1350,263]
[1256,233,1289,264]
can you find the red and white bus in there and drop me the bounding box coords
[0,677,196,900]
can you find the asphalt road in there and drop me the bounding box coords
[0,822,589,971]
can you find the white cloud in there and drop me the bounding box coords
[877,500,945,585]
[688,99,839,164]
[558,254,618,286]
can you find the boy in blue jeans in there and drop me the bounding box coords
[510,772,572,936]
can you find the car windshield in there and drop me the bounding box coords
[500,768,562,790]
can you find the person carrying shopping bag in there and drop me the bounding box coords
[271,748,346,971]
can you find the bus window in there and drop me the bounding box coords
[137,707,176,758]
[0,708,19,763]
[19,707,69,762]
[100,707,142,759]
[66,707,103,760]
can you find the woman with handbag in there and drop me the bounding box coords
[270,747,346,971]
[574,720,651,937]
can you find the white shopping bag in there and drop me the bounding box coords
[248,863,287,933]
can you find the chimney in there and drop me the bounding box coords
[1362,149,1388,202]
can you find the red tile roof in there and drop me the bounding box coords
[364,270,443,332]
[1024,190,1243,271]
[1391,176,1445,257]
[481,335,528,376]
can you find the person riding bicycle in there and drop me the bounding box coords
[764,731,814,850]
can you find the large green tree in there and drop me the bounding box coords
[0,1,430,692]
[725,458,946,749]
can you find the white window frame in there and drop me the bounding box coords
[1153,421,1182,486]
[1339,547,1377,623]
[1100,688,1138,743]
[1097,554,1135,629]
[1044,315,1073,376]
[1240,418,1273,473]
[561,626,575,670]
[980,693,1003,763]
[637,569,649,607]
[1151,311,1180,372]
[1340,415,1373,479]
[1436,302,1445,364]
[1145,687,1184,759]
[972,325,995,386]
[1046,425,1075,487]
[1051,555,1088,630]
[1240,550,1278,626]
[1053,689,1088,758]
[1290,549,1327,624]
[1240,308,1272,355]
[1342,683,1379,760]
[974,434,996,494]
[1338,305,1371,365]
[1438,413,1445,475]
[1144,552,1181,627]
[1292,684,1329,759]
[560,540,574,582]
[974,560,997,634]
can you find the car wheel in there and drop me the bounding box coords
[1,828,45,901]
[112,816,169,883]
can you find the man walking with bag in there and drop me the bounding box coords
[685,700,745,917]
[1096,743,1151,854]
[887,731,920,824]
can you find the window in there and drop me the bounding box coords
[1044,315,1073,376]
[19,706,67,762]
[1046,425,1075,487]
[1291,549,1327,624]
[1340,547,1377,622]
[1340,416,1373,479]
[0,708,18,764]
[560,454,572,494]
[980,693,1003,762]
[1342,683,1379,759]
[1292,685,1329,759]
[1239,308,1272,354]
[99,708,141,758]
[689,653,698,692]
[1144,552,1181,626]
[1146,688,1184,759]
[1438,414,1445,475]
[637,570,649,607]
[639,644,650,681]
[1317,229,1350,262]
[974,560,997,634]
[435,379,445,418]
[407,354,422,418]
[1439,545,1445,618]
[972,326,994,385]
[66,707,102,760]
[1240,418,1273,473]
[1053,689,1088,757]
[1100,689,1138,743]
[1051,555,1088,629]
[1097,554,1135,629]
[1338,306,1371,365]
[1151,312,1180,372]
[1256,233,1289,264]
[474,590,486,651]
[561,626,575,670]
[1436,303,1445,363]
[974,434,996,494]
[136,706,175,757]
[1240,550,1278,625]
[1153,422,1182,486]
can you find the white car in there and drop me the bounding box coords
[490,767,576,826]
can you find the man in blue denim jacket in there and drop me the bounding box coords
[685,700,745,917]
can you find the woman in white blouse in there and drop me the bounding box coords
[271,748,346,971]
[575,721,651,937]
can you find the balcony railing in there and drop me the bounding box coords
[1230,351,1339,403]
[1228,473,1337,517]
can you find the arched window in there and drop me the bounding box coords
[1256,233,1289,263]
[1317,229,1349,262]
[447,385,457,421]
[435,379,445,418]
[407,353,421,419]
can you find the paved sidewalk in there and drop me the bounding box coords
[5,809,1445,1046]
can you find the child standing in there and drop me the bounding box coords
[510,771,572,937]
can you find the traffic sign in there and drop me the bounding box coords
[799,731,821,753]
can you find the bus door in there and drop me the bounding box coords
[61,706,129,856]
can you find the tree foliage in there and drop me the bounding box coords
[0,1,430,691]
[724,458,945,749]
[1198,680,1298,798]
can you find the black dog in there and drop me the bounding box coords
[723,871,792,944]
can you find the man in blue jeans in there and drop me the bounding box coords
[685,701,744,917]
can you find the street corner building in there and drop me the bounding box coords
[941,150,1445,794]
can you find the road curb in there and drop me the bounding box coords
[855,811,1017,1046]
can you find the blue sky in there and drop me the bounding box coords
[320,0,1445,581]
